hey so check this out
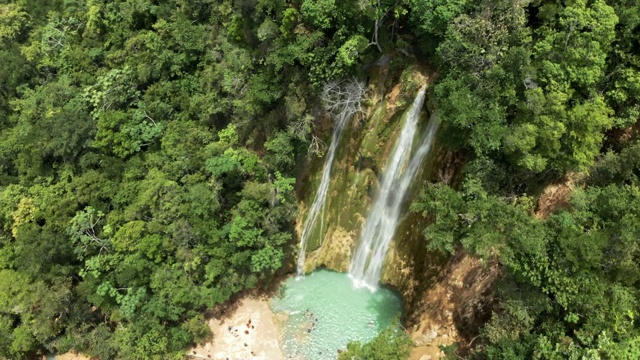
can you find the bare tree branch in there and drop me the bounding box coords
[321,78,368,117]
[308,135,327,158]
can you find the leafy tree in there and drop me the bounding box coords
[338,320,413,360]
[2,0,640,358]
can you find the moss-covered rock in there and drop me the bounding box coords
[294,63,447,309]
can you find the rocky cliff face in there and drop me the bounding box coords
[295,65,439,301]
[293,64,500,359]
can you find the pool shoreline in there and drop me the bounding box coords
[270,270,404,360]
[187,296,285,360]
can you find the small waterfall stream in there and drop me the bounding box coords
[349,87,438,289]
[296,110,352,276]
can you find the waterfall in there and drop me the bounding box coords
[349,87,438,289]
[296,110,351,277]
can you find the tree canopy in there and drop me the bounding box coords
[0,0,639,358]
[410,0,640,357]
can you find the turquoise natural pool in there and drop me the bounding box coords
[270,270,403,360]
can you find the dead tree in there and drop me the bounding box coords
[303,78,367,158]
[321,78,368,118]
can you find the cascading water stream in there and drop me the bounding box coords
[349,87,438,289]
[296,110,351,277]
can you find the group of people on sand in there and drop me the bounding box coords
[218,318,259,359]
[227,319,256,338]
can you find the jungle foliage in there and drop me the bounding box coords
[339,319,413,360]
[1,0,640,359]
[0,0,404,358]
[411,0,640,358]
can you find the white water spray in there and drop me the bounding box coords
[296,113,349,276]
[349,87,438,289]
[296,79,366,277]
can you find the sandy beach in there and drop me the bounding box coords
[188,296,284,360]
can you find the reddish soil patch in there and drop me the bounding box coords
[535,173,577,219]
[385,83,403,112]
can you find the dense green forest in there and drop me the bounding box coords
[0,0,639,359]
[410,0,640,358]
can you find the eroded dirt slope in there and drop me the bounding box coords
[407,252,500,359]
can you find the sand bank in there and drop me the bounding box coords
[188,297,284,360]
